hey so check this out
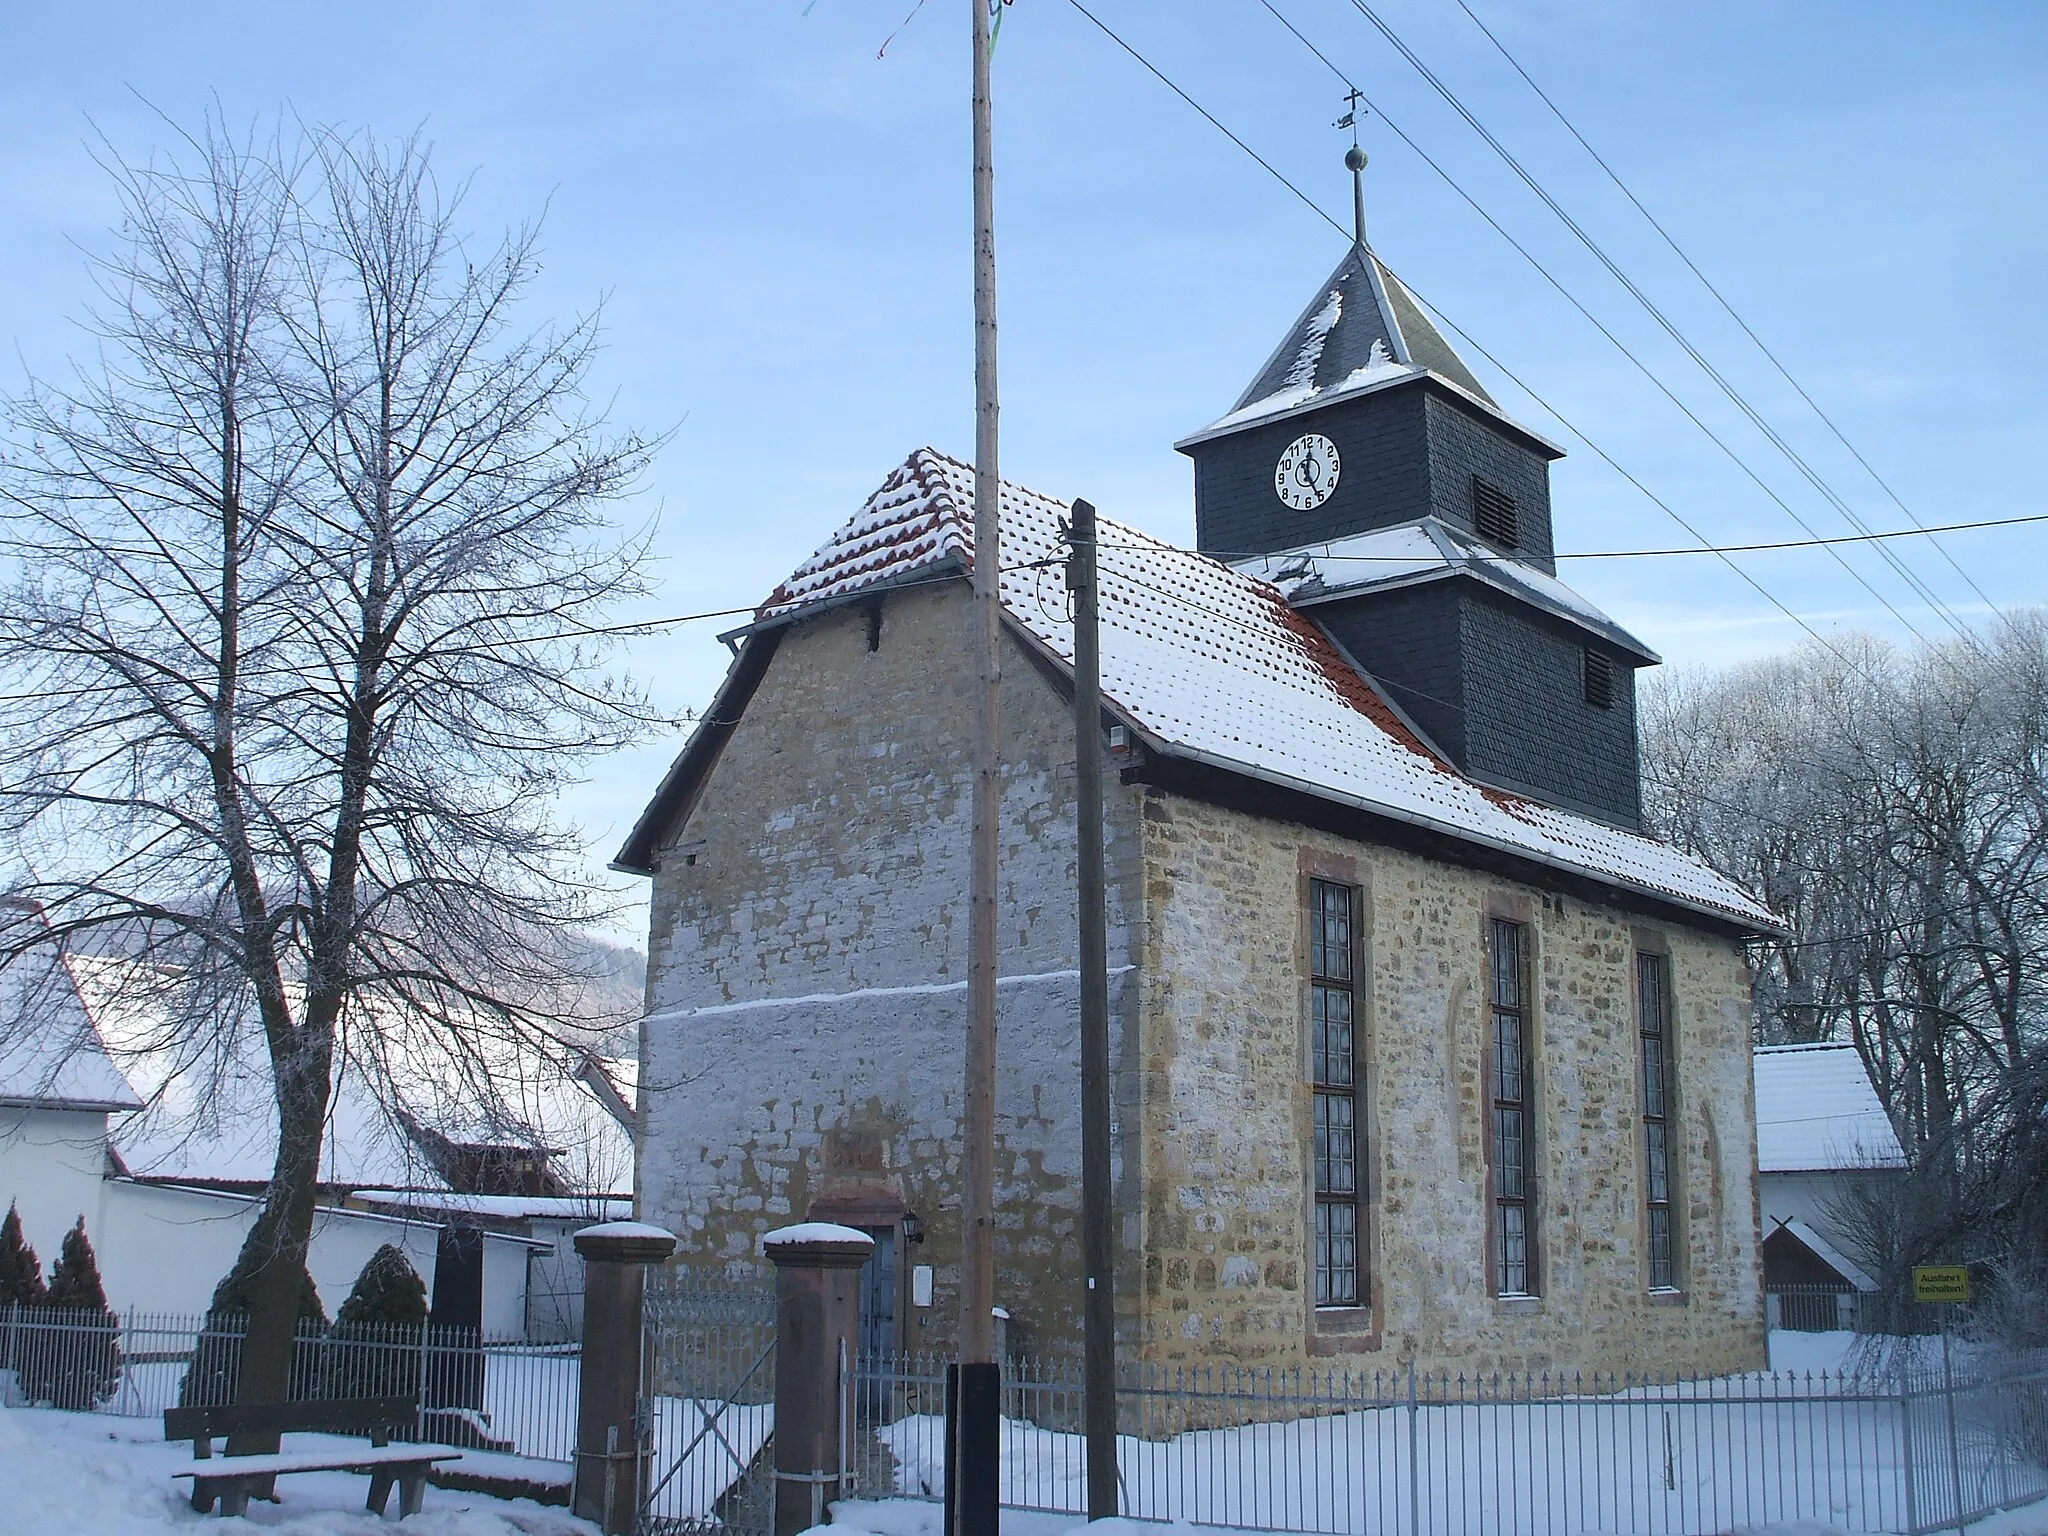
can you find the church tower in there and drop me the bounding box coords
[1175,148,1657,829]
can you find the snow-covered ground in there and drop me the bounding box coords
[0,1406,594,1534]
[847,1333,2048,1536]
[817,1495,2048,1536]
[3,1394,2045,1536]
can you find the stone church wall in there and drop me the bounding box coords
[638,580,1764,1379]
[1135,791,1765,1380]
[638,582,1148,1360]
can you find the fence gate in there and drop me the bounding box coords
[638,1275,778,1536]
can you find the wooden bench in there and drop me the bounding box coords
[164,1396,462,1519]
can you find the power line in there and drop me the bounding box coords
[593,502,2043,657]
[1062,0,1848,661]
[1095,508,2048,566]
[1257,0,1957,649]
[1063,0,1340,235]
[592,567,1018,636]
[1333,0,1978,646]
[1447,0,2004,623]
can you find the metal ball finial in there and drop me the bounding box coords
[1345,144,1368,173]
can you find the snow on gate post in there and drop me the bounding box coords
[573,1220,678,1533]
[763,1222,874,1536]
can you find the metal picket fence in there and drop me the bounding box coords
[1766,1282,1872,1334]
[638,1271,778,1536]
[0,1304,579,1462]
[851,1347,2048,1536]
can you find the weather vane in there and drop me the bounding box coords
[1334,86,1366,144]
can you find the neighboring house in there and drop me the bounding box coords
[623,215,1783,1378]
[1753,1042,1907,1329]
[0,902,147,1279]
[0,900,630,1334]
[346,1191,633,1343]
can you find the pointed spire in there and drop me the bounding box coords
[1347,143,1369,249]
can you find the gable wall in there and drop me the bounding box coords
[0,1105,111,1266]
[1136,790,1763,1378]
[639,583,1147,1358]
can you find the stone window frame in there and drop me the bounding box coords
[1481,893,1543,1306]
[1632,927,1691,1304]
[1299,849,1381,1352]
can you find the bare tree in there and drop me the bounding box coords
[0,115,654,1416]
[1643,615,2048,1305]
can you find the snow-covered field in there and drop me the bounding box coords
[0,1406,594,1534]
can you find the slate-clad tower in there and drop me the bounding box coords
[1176,165,1658,829]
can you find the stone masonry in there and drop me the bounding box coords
[639,578,1765,1378]
[640,583,1148,1362]
[1136,791,1764,1379]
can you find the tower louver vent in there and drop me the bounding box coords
[1583,649,1615,710]
[1473,477,1518,551]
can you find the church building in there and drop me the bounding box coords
[620,174,1781,1377]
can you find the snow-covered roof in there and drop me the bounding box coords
[350,1190,633,1223]
[118,1178,552,1248]
[1754,1043,1907,1172]
[0,904,143,1113]
[1174,244,1560,450]
[1234,519,1659,663]
[1765,1216,1879,1292]
[645,448,1776,932]
[67,954,633,1192]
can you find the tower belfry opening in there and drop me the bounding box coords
[1174,150,1659,829]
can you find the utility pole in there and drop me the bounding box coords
[947,0,1002,1532]
[1065,498,1118,1518]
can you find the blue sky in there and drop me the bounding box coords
[3,2,2043,928]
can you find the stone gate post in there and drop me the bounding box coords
[573,1220,678,1534]
[763,1222,874,1536]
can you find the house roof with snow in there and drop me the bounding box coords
[617,447,1778,934]
[1754,1042,1907,1172]
[0,902,143,1113]
[65,954,633,1193]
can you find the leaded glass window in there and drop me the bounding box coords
[1490,918,1536,1296]
[1311,879,1364,1308]
[1639,952,1678,1291]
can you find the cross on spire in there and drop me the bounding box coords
[1334,86,1366,142]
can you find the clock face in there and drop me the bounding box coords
[1275,433,1341,511]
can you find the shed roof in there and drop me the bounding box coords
[1754,1043,1907,1172]
[622,449,1777,934]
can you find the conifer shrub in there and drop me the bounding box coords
[0,1203,46,1309]
[178,1241,327,1407]
[19,1218,122,1409]
[0,1203,49,1375]
[327,1244,428,1401]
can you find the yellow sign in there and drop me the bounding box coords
[1912,1266,1971,1304]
